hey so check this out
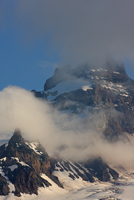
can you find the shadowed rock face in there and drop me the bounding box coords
[8,166,50,196]
[0,174,9,196]
[82,157,119,181]
[44,66,73,91]
[50,156,119,183]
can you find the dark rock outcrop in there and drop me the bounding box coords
[50,156,119,183]
[0,174,9,196]
[8,166,50,196]
[83,157,119,181]
[31,90,47,99]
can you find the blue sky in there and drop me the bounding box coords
[1,0,134,91]
[0,27,57,91]
[0,1,58,91]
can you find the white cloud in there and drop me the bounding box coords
[0,86,134,164]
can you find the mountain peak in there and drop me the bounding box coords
[12,128,23,140]
[0,131,52,196]
[13,128,22,136]
[44,61,129,92]
[40,61,134,142]
[9,128,24,145]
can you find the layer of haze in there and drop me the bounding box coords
[0,86,134,164]
[1,0,134,66]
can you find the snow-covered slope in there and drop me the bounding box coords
[45,78,93,101]
[1,173,134,200]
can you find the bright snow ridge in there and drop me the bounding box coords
[46,79,92,100]
[11,157,30,167]
[25,142,43,155]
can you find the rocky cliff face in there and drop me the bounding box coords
[50,156,119,184]
[0,174,9,196]
[41,62,134,141]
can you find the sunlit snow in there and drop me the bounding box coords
[46,79,92,100]
[25,142,43,155]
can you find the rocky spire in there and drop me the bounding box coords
[8,128,24,145]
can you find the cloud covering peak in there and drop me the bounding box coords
[6,0,134,65]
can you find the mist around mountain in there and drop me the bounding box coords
[1,61,134,199]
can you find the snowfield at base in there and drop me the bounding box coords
[1,172,134,199]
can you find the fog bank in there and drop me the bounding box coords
[0,86,134,164]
